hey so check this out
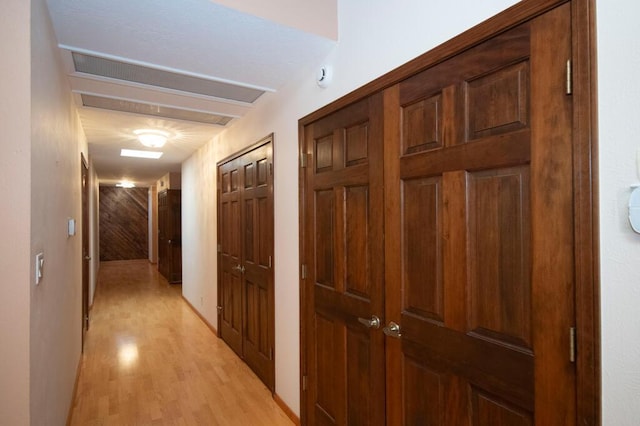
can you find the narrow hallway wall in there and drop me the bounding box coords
[29,0,89,423]
[0,0,31,423]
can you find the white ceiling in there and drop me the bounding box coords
[46,0,336,186]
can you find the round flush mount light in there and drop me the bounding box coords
[134,129,169,148]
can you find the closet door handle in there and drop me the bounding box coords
[358,315,381,329]
[232,264,245,273]
[383,321,402,338]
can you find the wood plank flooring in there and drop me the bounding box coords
[69,260,294,426]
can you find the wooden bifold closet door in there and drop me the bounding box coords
[300,2,597,425]
[218,136,275,392]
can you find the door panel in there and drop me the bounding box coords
[219,159,244,356]
[81,155,90,348]
[303,95,386,426]
[242,144,274,390]
[218,139,275,391]
[385,5,573,425]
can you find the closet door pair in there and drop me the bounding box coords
[301,4,577,424]
[218,137,275,391]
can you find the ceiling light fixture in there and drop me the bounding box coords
[120,149,163,159]
[116,181,135,188]
[134,129,169,148]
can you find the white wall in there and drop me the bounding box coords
[0,0,31,423]
[182,0,519,416]
[597,0,640,424]
[30,0,89,423]
[182,141,219,328]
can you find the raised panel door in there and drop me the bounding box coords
[217,138,275,391]
[302,94,386,426]
[384,5,575,424]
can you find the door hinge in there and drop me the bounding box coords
[300,153,308,168]
[566,59,573,95]
[301,264,307,280]
[269,162,273,176]
[217,243,221,253]
[268,255,272,268]
[569,327,576,363]
[302,375,308,391]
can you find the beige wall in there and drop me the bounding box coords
[0,0,32,423]
[182,0,520,416]
[157,171,182,190]
[30,0,89,423]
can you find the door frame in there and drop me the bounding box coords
[298,0,599,423]
[216,133,276,391]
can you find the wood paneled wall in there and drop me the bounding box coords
[99,187,149,261]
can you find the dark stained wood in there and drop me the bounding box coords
[219,155,246,358]
[301,95,386,426]
[99,186,149,261]
[242,142,275,391]
[530,4,576,423]
[300,1,600,425]
[157,189,182,283]
[217,135,275,392]
[300,0,599,424]
[402,176,443,322]
[467,166,531,349]
[383,20,541,421]
[571,1,600,424]
[81,154,90,349]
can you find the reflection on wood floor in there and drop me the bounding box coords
[69,260,293,426]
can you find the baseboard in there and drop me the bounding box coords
[65,355,83,426]
[274,393,300,426]
[181,295,218,336]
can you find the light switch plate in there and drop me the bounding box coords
[35,252,44,285]
[68,218,76,236]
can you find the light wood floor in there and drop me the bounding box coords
[69,260,294,426]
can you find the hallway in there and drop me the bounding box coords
[69,260,293,425]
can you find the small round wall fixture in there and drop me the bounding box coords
[134,129,169,148]
[316,65,333,88]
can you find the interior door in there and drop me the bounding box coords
[219,157,244,357]
[158,190,169,279]
[383,5,575,424]
[301,3,577,425]
[218,137,275,391]
[301,94,386,425]
[240,143,275,391]
[81,154,90,348]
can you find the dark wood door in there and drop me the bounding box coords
[240,143,275,390]
[302,3,578,425]
[81,154,90,348]
[218,137,275,391]
[384,5,575,424]
[219,155,246,357]
[301,94,386,425]
[158,189,182,283]
[158,190,169,278]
